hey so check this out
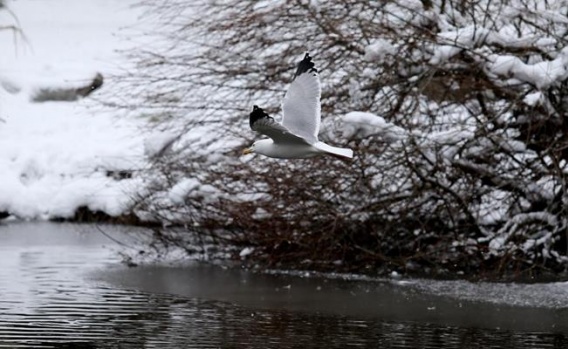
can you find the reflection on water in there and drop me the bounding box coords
[0,222,567,348]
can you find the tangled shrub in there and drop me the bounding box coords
[119,0,568,278]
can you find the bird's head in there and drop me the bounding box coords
[242,139,272,156]
[242,143,255,155]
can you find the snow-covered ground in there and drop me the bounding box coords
[0,0,149,219]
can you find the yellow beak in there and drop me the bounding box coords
[242,147,254,155]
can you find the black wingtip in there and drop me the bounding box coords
[250,105,271,129]
[294,52,318,79]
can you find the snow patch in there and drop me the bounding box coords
[239,247,254,258]
[143,131,178,159]
[364,39,396,62]
[342,111,407,141]
[168,178,200,205]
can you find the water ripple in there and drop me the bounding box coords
[0,223,567,348]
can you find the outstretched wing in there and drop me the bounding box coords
[281,53,322,144]
[249,105,310,145]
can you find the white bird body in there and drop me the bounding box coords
[253,139,351,159]
[245,53,353,159]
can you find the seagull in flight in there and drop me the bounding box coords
[243,53,353,159]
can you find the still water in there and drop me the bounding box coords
[0,222,567,348]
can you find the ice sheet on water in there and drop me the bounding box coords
[408,278,568,309]
[266,268,568,309]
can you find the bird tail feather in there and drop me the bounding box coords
[314,142,353,159]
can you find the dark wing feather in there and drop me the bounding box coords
[249,105,270,129]
[294,53,318,78]
[249,105,310,145]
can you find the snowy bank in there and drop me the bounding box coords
[0,0,149,219]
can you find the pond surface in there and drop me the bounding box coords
[0,222,567,348]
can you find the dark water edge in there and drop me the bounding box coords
[3,289,566,349]
[1,221,568,348]
[2,285,567,349]
[97,263,568,332]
